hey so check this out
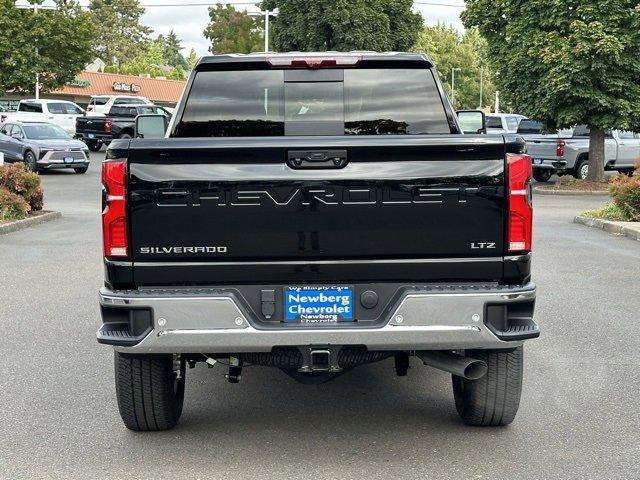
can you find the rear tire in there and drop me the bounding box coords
[452,346,523,426]
[74,166,88,174]
[114,353,185,431]
[573,158,589,180]
[118,132,133,140]
[532,169,552,182]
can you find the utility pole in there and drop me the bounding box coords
[478,69,484,109]
[264,10,270,52]
[495,90,500,113]
[451,68,461,108]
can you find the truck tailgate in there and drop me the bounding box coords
[126,136,507,284]
[525,137,558,158]
[76,116,107,134]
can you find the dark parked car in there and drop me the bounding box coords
[0,121,89,173]
[76,104,171,151]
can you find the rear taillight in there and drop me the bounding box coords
[556,140,565,157]
[267,56,361,69]
[104,120,112,133]
[102,159,128,258]
[507,153,533,253]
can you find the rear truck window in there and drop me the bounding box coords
[174,68,451,137]
[485,116,503,129]
[18,102,43,113]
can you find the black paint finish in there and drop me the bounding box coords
[112,135,520,286]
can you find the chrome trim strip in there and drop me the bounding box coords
[129,257,503,267]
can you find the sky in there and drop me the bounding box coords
[15,0,466,57]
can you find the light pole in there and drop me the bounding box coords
[15,1,55,100]
[478,69,484,109]
[451,67,461,108]
[249,9,279,52]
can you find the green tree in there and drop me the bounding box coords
[413,25,496,110]
[463,0,640,182]
[261,0,422,52]
[0,0,95,95]
[203,5,263,54]
[117,42,166,77]
[185,48,199,71]
[162,30,187,69]
[90,0,152,65]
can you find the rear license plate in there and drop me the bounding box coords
[533,158,542,165]
[284,286,354,323]
[64,156,74,163]
[87,133,94,139]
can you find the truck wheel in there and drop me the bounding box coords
[114,352,185,431]
[452,346,523,426]
[87,140,102,152]
[573,159,589,180]
[74,166,88,174]
[532,169,552,182]
[119,132,133,139]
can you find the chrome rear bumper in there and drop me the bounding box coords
[98,283,538,354]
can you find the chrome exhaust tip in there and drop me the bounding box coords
[416,351,488,380]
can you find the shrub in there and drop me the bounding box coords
[0,187,30,221]
[0,162,44,211]
[609,174,640,221]
[583,203,629,221]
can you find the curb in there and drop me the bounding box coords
[574,215,640,241]
[534,187,609,196]
[0,211,62,235]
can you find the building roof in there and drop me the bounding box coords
[54,71,186,103]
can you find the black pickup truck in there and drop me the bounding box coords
[97,52,539,431]
[76,104,171,151]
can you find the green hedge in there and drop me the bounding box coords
[0,163,44,221]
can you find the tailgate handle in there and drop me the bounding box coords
[287,150,348,169]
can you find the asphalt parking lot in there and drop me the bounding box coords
[1,152,639,480]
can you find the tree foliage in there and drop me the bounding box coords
[90,0,152,65]
[203,5,263,54]
[413,25,496,110]
[0,0,95,95]
[157,30,187,69]
[261,0,423,52]
[107,39,188,80]
[185,48,199,71]
[463,0,640,181]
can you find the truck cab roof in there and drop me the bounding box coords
[196,51,434,68]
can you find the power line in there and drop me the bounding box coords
[55,1,465,7]
[134,1,465,6]
[16,1,466,10]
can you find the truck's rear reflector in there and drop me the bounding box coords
[507,153,533,252]
[267,56,362,69]
[102,159,128,258]
[104,120,112,134]
[556,139,565,157]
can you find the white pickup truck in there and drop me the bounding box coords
[0,99,85,135]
